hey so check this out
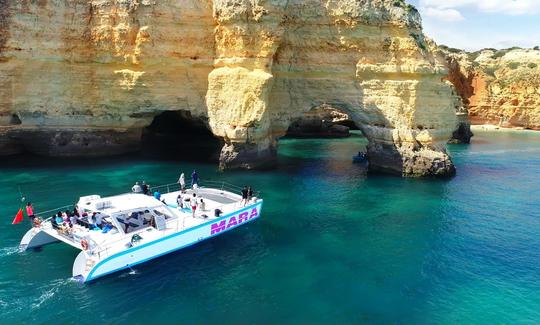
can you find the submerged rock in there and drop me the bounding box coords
[0,0,459,177]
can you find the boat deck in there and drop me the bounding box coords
[33,187,250,259]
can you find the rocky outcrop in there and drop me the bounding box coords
[443,50,473,144]
[0,0,459,177]
[443,47,540,130]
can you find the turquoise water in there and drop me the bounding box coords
[0,130,539,324]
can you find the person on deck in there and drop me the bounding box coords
[132,182,142,193]
[55,213,64,226]
[89,212,97,226]
[199,198,206,211]
[191,170,199,187]
[154,190,161,201]
[177,193,184,209]
[95,213,103,229]
[178,172,186,190]
[247,186,254,202]
[191,193,198,217]
[241,186,248,207]
[142,181,149,195]
[70,214,78,227]
[25,202,35,222]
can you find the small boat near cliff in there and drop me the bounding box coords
[19,180,263,282]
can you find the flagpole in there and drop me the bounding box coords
[18,185,25,204]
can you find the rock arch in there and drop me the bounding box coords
[206,0,457,176]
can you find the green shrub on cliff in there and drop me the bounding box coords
[485,66,497,77]
[528,63,538,69]
[410,33,426,51]
[392,0,418,13]
[507,62,520,70]
[492,47,522,59]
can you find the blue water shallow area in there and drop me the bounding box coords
[0,130,539,324]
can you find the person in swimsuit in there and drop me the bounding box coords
[191,193,198,217]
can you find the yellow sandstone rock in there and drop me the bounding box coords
[0,0,458,177]
[444,47,540,130]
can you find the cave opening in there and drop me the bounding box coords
[141,111,223,162]
[10,114,22,125]
[285,104,361,138]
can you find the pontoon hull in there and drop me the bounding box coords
[20,228,60,250]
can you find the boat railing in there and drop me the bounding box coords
[34,205,74,222]
[149,179,261,197]
[30,179,260,221]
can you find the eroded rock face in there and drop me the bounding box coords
[444,48,540,130]
[0,0,458,177]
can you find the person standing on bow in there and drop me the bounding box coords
[247,186,254,203]
[132,181,142,193]
[142,181,149,195]
[178,172,186,190]
[241,186,248,207]
[26,202,35,223]
[191,193,198,217]
[191,170,199,187]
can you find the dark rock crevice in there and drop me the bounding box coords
[141,110,223,162]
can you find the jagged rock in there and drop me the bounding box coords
[0,0,459,177]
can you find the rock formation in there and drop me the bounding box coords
[286,105,352,138]
[0,0,459,177]
[443,47,540,130]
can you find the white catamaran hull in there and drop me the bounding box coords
[78,201,263,282]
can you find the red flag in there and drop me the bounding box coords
[12,208,23,224]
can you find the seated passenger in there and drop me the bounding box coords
[154,191,161,200]
[55,214,64,226]
[51,215,58,228]
[32,217,41,228]
[214,208,222,218]
[95,213,103,229]
[199,198,206,211]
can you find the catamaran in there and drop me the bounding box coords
[19,180,263,282]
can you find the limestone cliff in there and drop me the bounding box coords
[0,0,458,177]
[443,47,540,130]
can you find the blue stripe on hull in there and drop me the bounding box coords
[85,201,263,282]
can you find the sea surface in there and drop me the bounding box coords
[0,130,539,324]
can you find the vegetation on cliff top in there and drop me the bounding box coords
[392,0,418,14]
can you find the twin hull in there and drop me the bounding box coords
[80,201,263,282]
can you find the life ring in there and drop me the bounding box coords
[80,239,89,250]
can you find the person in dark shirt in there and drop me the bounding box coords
[142,181,149,195]
[247,186,253,202]
[191,170,199,187]
[241,186,248,207]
